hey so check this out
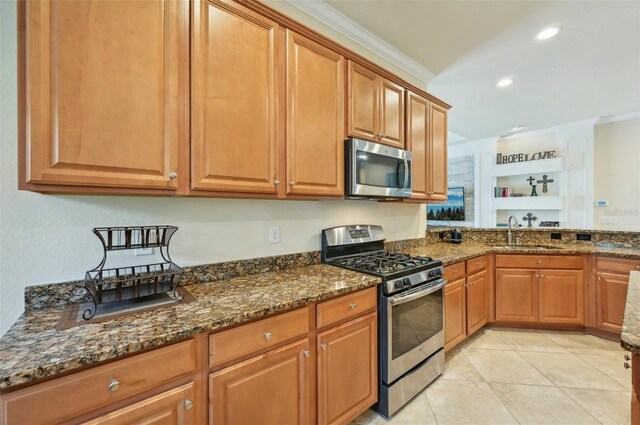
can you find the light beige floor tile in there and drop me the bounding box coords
[349,408,387,425]
[542,331,624,354]
[577,352,632,389]
[490,382,600,425]
[442,349,483,382]
[496,328,569,353]
[464,348,554,385]
[519,351,627,391]
[387,392,438,425]
[461,328,511,350]
[425,379,518,425]
[561,387,631,425]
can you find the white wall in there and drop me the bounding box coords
[594,117,640,230]
[0,0,426,336]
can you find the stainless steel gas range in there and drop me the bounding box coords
[321,224,445,418]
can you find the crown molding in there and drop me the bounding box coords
[595,111,640,125]
[282,0,434,86]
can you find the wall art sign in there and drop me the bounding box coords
[496,150,557,164]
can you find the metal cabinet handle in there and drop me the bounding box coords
[108,379,120,392]
[264,331,272,340]
[303,350,311,357]
[184,399,193,410]
[537,260,542,264]
[321,343,328,351]
[624,362,631,369]
[289,181,295,187]
[169,172,177,179]
[539,274,544,279]
[274,179,280,185]
[534,274,539,278]
[625,355,631,361]
[636,265,640,270]
[597,276,602,280]
[350,303,357,310]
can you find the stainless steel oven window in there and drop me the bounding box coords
[390,287,443,360]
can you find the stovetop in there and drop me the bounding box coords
[331,252,438,277]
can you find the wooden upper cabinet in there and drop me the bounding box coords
[191,0,281,195]
[286,31,344,197]
[406,91,448,201]
[495,269,539,322]
[379,79,405,148]
[21,0,187,192]
[347,61,405,148]
[539,270,584,324]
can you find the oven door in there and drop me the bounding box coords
[346,138,412,198]
[382,279,445,384]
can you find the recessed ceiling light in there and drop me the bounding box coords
[497,78,514,88]
[511,125,526,132]
[536,26,561,40]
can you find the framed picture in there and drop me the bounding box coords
[427,187,465,221]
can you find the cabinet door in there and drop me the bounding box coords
[444,278,466,351]
[23,0,186,191]
[83,383,195,425]
[347,61,379,142]
[317,313,377,425]
[466,270,488,335]
[406,91,429,200]
[597,272,629,333]
[209,339,310,425]
[379,79,405,148]
[428,103,448,201]
[286,31,344,197]
[495,269,539,322]
[539,270,584,324]
[192,0,281,195]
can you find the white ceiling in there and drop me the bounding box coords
[304,0,640,141]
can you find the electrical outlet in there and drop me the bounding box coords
[576,233,592,241]
[135,247,154,256]
[550,233,562,240]
[599,216,618,224]
[269,226,281,244]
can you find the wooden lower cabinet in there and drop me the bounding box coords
[466,270,488,335]
[495,269,539,322]
[444,278,466,350]
[84,383,196,425]
[209,338,311,425]
[597,272,630,333]
[317,313,377,425]
[539,270,584,324]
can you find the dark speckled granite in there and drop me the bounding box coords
[622,272,640,354]
[0,264,378,390]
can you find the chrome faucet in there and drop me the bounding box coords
[507,215,519,245]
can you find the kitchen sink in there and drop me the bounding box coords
[493,244,563,250]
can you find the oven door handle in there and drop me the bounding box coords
[388,279,446,306]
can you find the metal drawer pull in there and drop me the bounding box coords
[184,399,193,410]
[625,355,631,361]
[274,179,280,185]
[636,266,640,270]
[264,331,272,340]
[108,379,120,392]
[321,343,328,351]
[289,181,295,187]
[537,260,542,264]
[350,303,357,309]
[169,172,177,179]
[539,274,544,278]
[624,362,631,369]
[303,350,311,357]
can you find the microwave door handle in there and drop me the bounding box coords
[396,162,403,188]
[403,160,409,188]
[389,279,446,306]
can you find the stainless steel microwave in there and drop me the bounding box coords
[345,138,412,198]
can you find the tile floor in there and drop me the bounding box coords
[351,328,631,425]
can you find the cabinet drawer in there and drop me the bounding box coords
[317,287,376,329]
[1,340,196,425]
[209,307,309,367]
[596,256,640,274]
[466,256,487,274]
[495,254,582,269]
[444,262,465,281]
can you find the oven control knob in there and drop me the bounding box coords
[428,270,436,277]
[394,280,404,289]
[402,278,411,287]
[435,269,442,276]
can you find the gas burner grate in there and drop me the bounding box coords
[334,252,434,275]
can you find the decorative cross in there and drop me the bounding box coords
[526,176,535,186]
[537,174,554,193]
[522,213,538,228]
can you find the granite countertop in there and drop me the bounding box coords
[0,264,379,390]
[622,271,640,355]
[3,240,640,391]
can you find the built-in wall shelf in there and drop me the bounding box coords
[493,157,565,178]
[492,196,564,210]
